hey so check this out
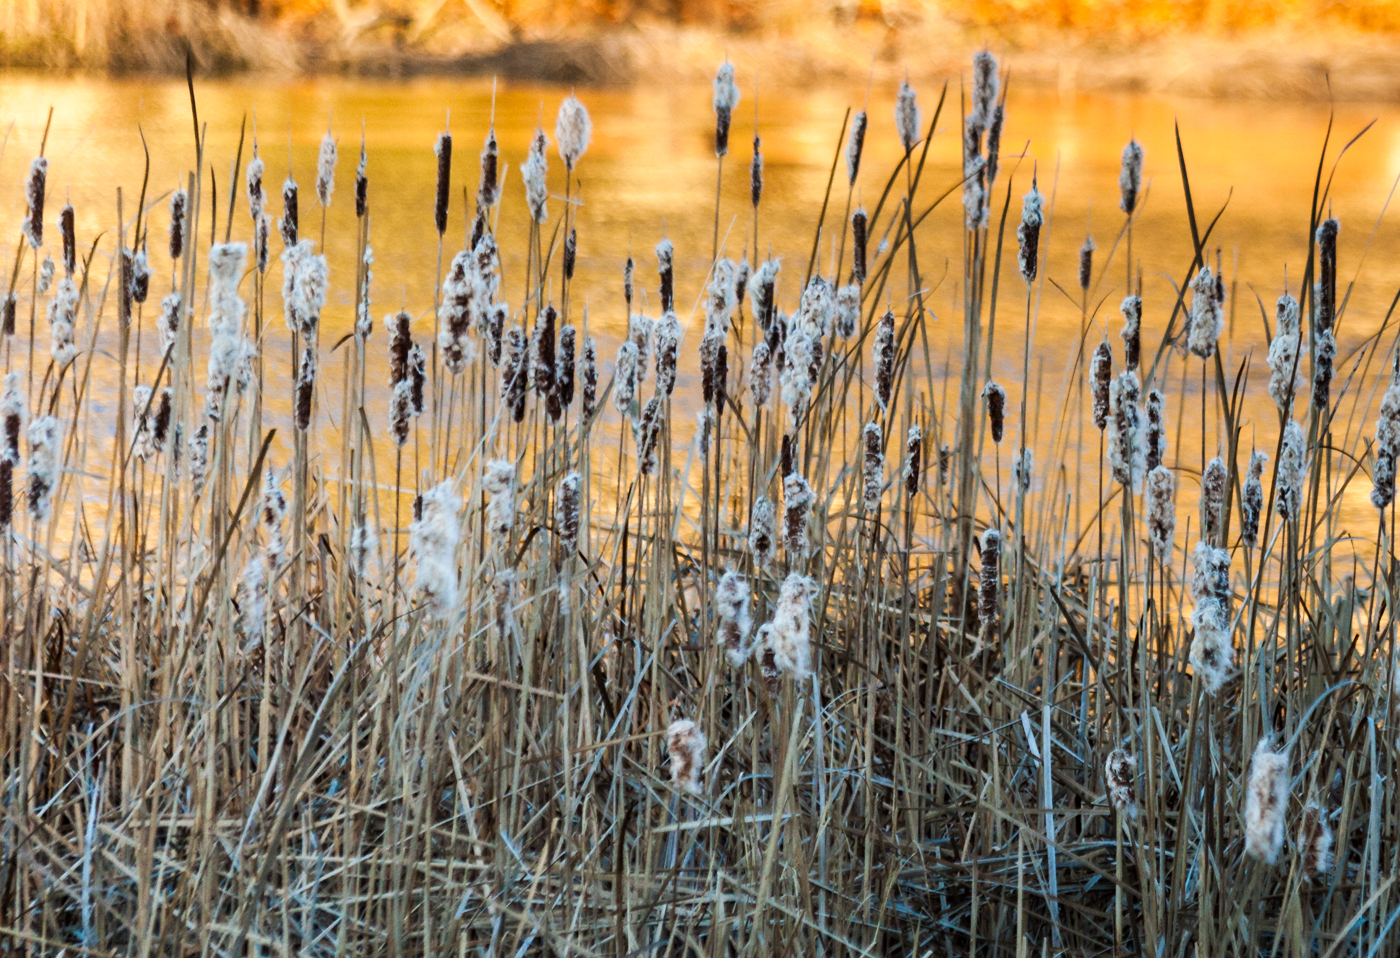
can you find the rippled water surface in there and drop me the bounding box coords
[3,74,1400,536]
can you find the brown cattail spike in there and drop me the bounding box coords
[60,204,76,276]
[851,209,868,286]
[983,381,1006,444]
[751,135,763,208]
[434,131,452,235]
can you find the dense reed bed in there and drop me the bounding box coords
[1,53,1398,956]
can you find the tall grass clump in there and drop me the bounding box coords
[1,54,1399,957]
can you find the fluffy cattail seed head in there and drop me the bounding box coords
[835,284,860,339]
[316,132,337,208]
[846,111,868,185]
[667,719,707,795]
[635,396,663,476]
[656,239,675,313]
[1120,295,1142,371]
[533,305,558,402]
[977,529,1001,651]
[483,459,517,546]
[713,62,740,157]
[1244,739,1290,864]
[1201,455,1227,545]
[1013,447,1032,496]
[556,94,592,170]
[1146,465,1176,562]
[905,423,922,495]
[27,415,61,523]
[1187,267,1223,359]
[985,104,1004,187]
[581,336,598,423]
[769,573,816,678]
[247,150,266,222]
[523,128,549,224]
[873,309,896,412]
[1268,294,1301,412]
[2,373,25,466]
[1189,541,1234,693]
[408,344,427,417]
[1297,804,1333,881]
[1090,342,1112,431]
[613,340,638,417]
[783,473,815,560]
[654,311,681,397]
[716,570,753,667]
[503,326,529,423]
[1017,182,1043,284]
[1313,329,1336,411]
[971,50,1000,131]
[862,421,883,513]
[555,324,577,411]
[748,497,776,571]
[478,127,498,209]
[1144,388,1166,472]
[556,471,581,555]
[22,157,46,249]
[1108,371,1145,490]
[1119,140,1143,216]
[1104,749,1139,820]
[1241,451,1266,546]
[1276,420,1306,521]
[983,381,1006,444]
[895,80,919,154]
[280,177,298,248]
[410,480,462,617]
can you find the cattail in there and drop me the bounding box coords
[636,396,663,475]
[478,126,498,209]
[750,258,780,330]
[523,128,549,224]
[1189,541,1233,693]
[784,473,815,560]
[630,312,654,387]
[769,573,816,678]
[2,373,25,465]
[939,444,952,486]
[0,460,11,529]
[354,139,368,218]
[503,325,529,423]
[733,258,749,309]
[666,719,707,795]
[388,380,412,448]
[316,132,337,207]
[295,346,317,431]
[130,245,150,304]
[713,62,740,157]
[833,284,860,339]
[59,204,75,277]
[38,257,53,296]
[387,310,412,384]
[1297,803,1333,880]
[657,239,675,313]
[977,529,1001,651]
[748,497,776,571]
[1013,447,1033,496]
[1276,420,1306,521]
[439,252,473,375]
[1313,329,1335,411]
[962,149,986,231]
[716,570,753,666]
[613,340,638,417]
[1241,451,1266,547]
[1144,388,1166,471]
[1075,235,1097,291]
[47,278,78,367]
[982,382,1006,444]
[533,305,558,402]
[781,433,794,478]
[581,336,598,422]
[895,80,919,154]
[862,421,883,513]
[1187,267,1223,359]
[623,256,635,313]
[169,188,188,260]
[238,555,268,651]
[1315,217,1339,333]
[487,302,507,366]
[751,135,763,208]
[152,387,171,454]
[1244,739,1290,864]
[280,240,327,338]
[555,324,577,411]
[2,291,15,337]
[280,177,298,248]
[353,244,374,338]
[780,327,815,417]
[749,340,772,409]
[1017,180,1043,284]
[1201,456,1227,545]
[1119,140,1143,216]
[131,385,155,461]
[27,415,60,523]
[255,213,272,274]
[971,50,1000,131]
[560,227,577,281]
[1146,466,1176,562]
[410,480,462,617]
[349,524,374,579]
[905,423,923,495]
[1108,371,1144,490]
[22,157,46,249]
[1267,293,1301,411]
[1372,360,1400,508]
[556,471,581,555]
[1117,294,1141,371]
[846,110,868,185]
[1090,342,1112,431]
[247,149,266,222]
[873,310,895,412]
[851,209,868,285]
[118,246,134,322]
[985,104,1004,188]
[653,311,681,397]
[492,567,516,635]
[158,292,181,359]
[407,344,427,417]
[556,94,592,170]
[796,274,835,337]
[483,459,516,547]
[1104,749,1139,820]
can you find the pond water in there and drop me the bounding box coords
[2,72,1399,544]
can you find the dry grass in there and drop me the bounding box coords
[0,53,1399,956]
